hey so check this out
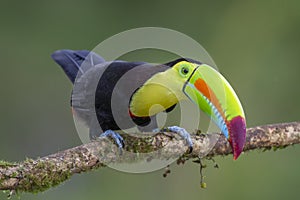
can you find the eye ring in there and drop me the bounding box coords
[180,66,189,76]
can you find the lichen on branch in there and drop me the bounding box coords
[0,121,299,195]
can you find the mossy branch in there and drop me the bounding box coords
[0,121,300,195]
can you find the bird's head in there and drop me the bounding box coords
[130,60,246,159]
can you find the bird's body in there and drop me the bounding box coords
[52,49,247,159]
[94,61,168,132]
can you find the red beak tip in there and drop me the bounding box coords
[233,151,242,160]
[228,116,246,161]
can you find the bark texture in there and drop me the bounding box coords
[0,121,299,194]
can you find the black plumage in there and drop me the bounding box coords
[52,50,178,138]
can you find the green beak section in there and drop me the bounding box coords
[183,64,246,159]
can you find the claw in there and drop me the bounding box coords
[99,130,124,151]
[164,126,193,153]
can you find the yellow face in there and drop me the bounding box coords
[172,61,198,81]
[129,61,198,117]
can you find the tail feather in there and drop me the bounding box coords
[51,49,105,83]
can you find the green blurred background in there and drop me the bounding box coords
[1,0,300,199]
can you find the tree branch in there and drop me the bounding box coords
[0,121,299,194]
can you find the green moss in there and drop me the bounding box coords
[262,145,288,152]
[262,146,272,152]
[0,160,17,168]
[195,130,202,136]
[124,135,155,153]
[17,160,71,194]
[11,172,18,178]
[272,145,288,151]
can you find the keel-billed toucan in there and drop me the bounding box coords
[52,50,246,160]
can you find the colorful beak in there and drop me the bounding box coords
[183,64,246,160]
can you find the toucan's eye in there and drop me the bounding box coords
[180,67,189,76]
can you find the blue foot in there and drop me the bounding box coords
[99,130,124,150]
[163,126,193,153]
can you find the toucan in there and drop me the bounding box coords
[51,50,246,160]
